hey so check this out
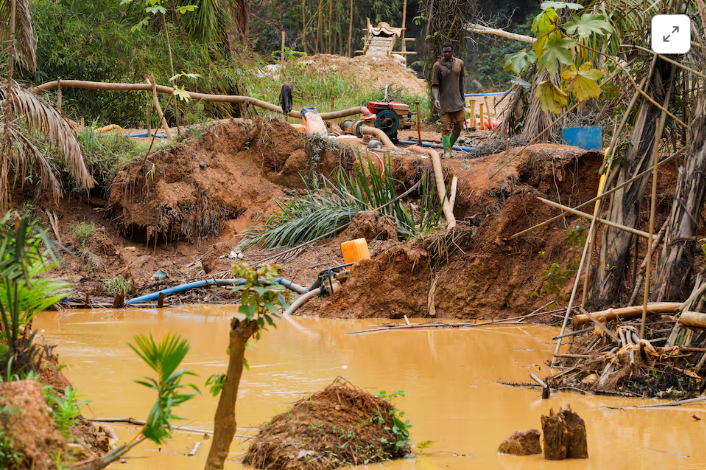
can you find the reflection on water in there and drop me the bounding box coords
[34,306,706,469]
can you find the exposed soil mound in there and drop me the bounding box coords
[0,380,67,470]
[302,242,431,318]
[304,144,603,319]
[109,118,354,243]
[300,54,426,96]
[342,210,398,240]
[243,377,410,469]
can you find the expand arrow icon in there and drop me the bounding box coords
[673,26,680,33]
[663,35,670,42]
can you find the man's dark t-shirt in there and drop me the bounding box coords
[432,58,465,114]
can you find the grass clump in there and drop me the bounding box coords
[106,275,132,297]
[70,221,96,246]
[75,126,165,195]
[241,154,443,249]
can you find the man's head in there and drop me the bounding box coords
[442,42,454,61]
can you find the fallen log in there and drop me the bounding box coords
[678,311,706,329]
[573,303,681,328]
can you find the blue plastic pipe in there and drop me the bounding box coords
[125,133,168,139]
[126,277,309,304]
[399,140,474,152]
[464,92,515,97]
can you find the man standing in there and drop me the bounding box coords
[432,42,465,157]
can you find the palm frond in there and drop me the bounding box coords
[0,0,37,71]
[128,332,199,445]
[241,154,444,249]
[5,123,63,199]
[179,0,231,45]
[1,83,94,189]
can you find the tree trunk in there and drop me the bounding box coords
[1,0,17,212]
[225,0,250,52]
[327,0,333,53]
[654,95,706,301]
[316,0,322,53]
[591,60,674,307]
[347,0,353,57]
[302,0,307,54]
[204,318,259,470]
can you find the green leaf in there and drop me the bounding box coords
[536,34,574,75]
[535,80,568,114]
[532,8,559,35]
[238,303,257,318]
[131,17,149,32]
[176,4,198,13]
[564,13,615,38]
[172,87,191,102]
[145,5,167,14]
[540,1,584,11]
[501,49,537,74]
[561,63,602,101]
[251,286,267,296]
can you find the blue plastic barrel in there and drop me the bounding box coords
[562,126,602,151]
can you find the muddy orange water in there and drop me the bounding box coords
[34,306,706,469]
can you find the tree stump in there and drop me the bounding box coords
[497,429,542,455]
[540,404,588,460]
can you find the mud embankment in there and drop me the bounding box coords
[302,145,604,318]
[38,117,626,320]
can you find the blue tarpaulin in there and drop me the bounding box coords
[562,126,602,151]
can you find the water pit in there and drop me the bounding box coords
[34,306,706,469]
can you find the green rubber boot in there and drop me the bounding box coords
[442,135,452,158]
[450,132,461,147]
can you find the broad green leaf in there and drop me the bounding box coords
[561,63,602,101]
[501,49,537,74]
[131,17,149,32]
[541,1,584,10]
[532,8,559,35]
[239,303,257,318]
[145,5,167,14]
[536,34,574,75]
[564,13,615,38]
[173,87,191,102]
[251,285,267,296]
[535,80,568,114]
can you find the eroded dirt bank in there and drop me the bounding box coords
[27,117,661,320]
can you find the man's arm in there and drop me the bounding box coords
[459,60,465,102]
[431,62,442,110]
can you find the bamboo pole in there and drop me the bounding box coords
[401,0,407,53]
[537,197,654,239]
[628,222,668,305]
[572,303,681,327]
[641,63,677,338]
[581,163,609,307]
[302,0,307,54]
[34,79,373,121]
[281,31,285,61]
[467,99,476,130]
[347,0,353,57]
[552,200,608,360]
[147,79,173,140]
[479,103,484,131]
[508,150,684,240]
[416,102,422,143]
